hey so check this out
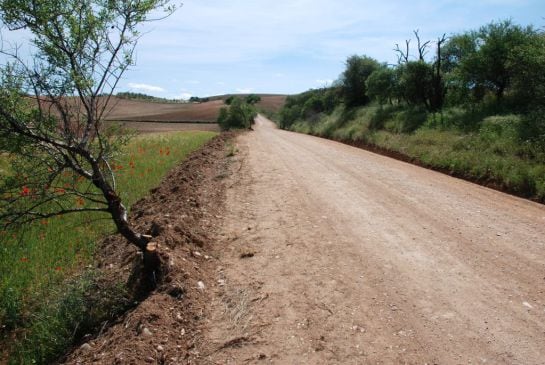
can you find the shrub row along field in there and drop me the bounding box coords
[0,131,216,364]
[277,20,545,202]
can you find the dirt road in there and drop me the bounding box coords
[202,115,545,364]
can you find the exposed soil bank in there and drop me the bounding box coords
[61,133,234,364]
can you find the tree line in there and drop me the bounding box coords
[280,19,545,140]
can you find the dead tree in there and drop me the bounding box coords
[414,30,431,61]
[394,39,411,64]
[395,30,432,64]
[430,34,448,111]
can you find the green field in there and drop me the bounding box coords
[0,130,217,364]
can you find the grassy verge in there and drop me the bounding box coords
[0,130,217,364]
[286,105,545,202]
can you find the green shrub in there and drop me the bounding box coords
[387,107,428,133]
[518,108,545,145]
[217,97,257,130]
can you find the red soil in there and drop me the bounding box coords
[104,95,287,123]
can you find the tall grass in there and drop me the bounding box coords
[0,130,217,364]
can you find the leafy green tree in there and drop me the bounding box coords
[0,0,174,257]
[245,94,262,105]
[398,61,435,110]
[217,97,257,130]
[225,96,236,105]
[457,20,538,100]
[510,32,545,108]
[366,66,396,105]
[341,55,380,106]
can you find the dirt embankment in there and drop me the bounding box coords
[62,133,234,364]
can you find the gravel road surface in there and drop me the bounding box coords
[203,115,545,364]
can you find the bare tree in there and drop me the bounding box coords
[394,39,410,64]
[0,1,175,259]
[430,34,448,111]
[394,30,432,63]
[414,30,431,61]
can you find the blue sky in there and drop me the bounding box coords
[4,0,545,98]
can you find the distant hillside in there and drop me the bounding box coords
[104,94,286,123]
[116,91,186,103]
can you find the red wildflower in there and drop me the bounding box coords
[55,266,62,271]
[20,186,30,197]
[20,257,29,263]
[76,197,85,207]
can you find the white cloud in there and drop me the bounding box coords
[178,92,192,100]
[316,79,333,86]
[235,88,253,94]
[127,82,165,93]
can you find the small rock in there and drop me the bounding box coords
[157,345,164,352]
[142,327,153,337]
[176,313,183,321]
[80,343,92,351]
[193,251,202,257]
[217,279,226,287]
[240,252,255,259]
[523,301,533,309]
[197,281,206,290]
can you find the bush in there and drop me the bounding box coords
[518,108,545,145]
[217,97,257,130]
[386,107,428,133]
